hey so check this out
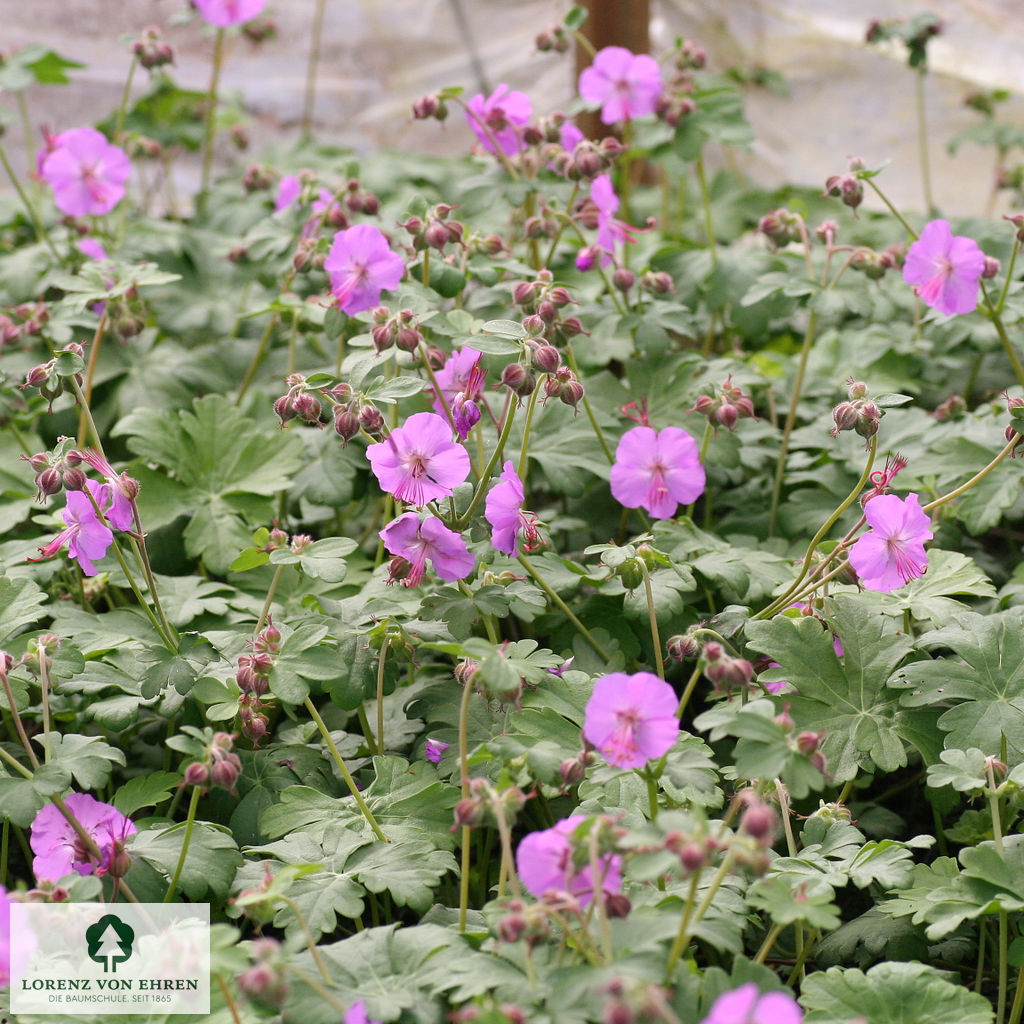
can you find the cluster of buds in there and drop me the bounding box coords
[666,631,701,662]
[410,92,449,122]
[823,157,865,214]
[273,373,325,427]
[542,366,585,412]
[600,978,675,1024]
[831,377,881,442]
[773,704,828,777]
[342,177,380,217]
[655,71,698,128]
[24,444,84,503]
[549,136,624,181]
[131,26,173,71]
[702,641,755,695]
[557,748,596,790]
[236,619,279,745]
[242,163,275,194]
[22,343,84,411]
[124,134,163,162]
[663,825,718,878]
[370,305,423,354]
[757,208,804,249]
[1004,393,1024,456]
[496,898,553,949]
[535,22,570,53]
[237,938,289,1010]
[21,633,60,677]
[400,204,465,253]
[674,37,708,70]
[513,270,577,323]
[639,270,674,296]
[865,14,942,70]
[689,374,756,433]
[450,1000,526,1024]
[183,731,243,793]
[241,16,277,44]
[452,777,528,832]
[845,243,906,281]
[932,393,966,422]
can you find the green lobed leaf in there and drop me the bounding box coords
[801,962,994,1024]
[745,595,915,781]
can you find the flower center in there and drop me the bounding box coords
[404,451,429,478]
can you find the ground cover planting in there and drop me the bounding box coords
[4,5,1024,1022]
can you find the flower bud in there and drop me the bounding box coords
[210,754,241,791]
[831,401,859,435]
[333,407,360,444]
[983,255,1000,279]
[61,467,88,492]
[184,761,209,788]
[612,268,635,292]
[702,641,723,663]
[357,404,385,436]
[532,344,561,374]
[452,797,485,830]
[500,363,536,397]
[35,467,62,500]
[292,392,321,425]
[740,801,778,843]
[666,634,700,661]
[273,394,296,426]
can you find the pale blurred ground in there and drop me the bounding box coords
[2,0,1024,215]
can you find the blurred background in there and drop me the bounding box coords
[3,0,1024,215]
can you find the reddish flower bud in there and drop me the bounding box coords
[357,404,385,436]
[983,255,1001,279]
[500,363,536,396]
[740,802,778,842]
[666,633,700,661]
[612,268,635,292]
[61,467,87,492]
[533,344,561,374]
[333,408,360,443]
[184,761,209,788]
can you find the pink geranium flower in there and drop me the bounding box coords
[516,815,622,907]
[465,84,532,157]
[32,479,122,576]
[849,492,933,592]
[343,1001,382,1024]
[700,983,803,1024]
[366,411,471,506]
[484,461,541,556]
[610,425,706,519]
[903,219,985,316]
[424,738,450,763]
[583,671,680,770]
[576,174,637,270]
[274,174,302,212]
[193,0,266,27]
[431,347,485,435]
[41,127,130,217]
[578,46,663,124]
[30,793,136,881]
[324,224,405,316]
[380,512,475,587]
[76,449,136,531]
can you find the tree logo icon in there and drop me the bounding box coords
[85,914,135,973]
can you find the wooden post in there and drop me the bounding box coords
[574,0,651,139]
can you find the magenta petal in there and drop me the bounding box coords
[420,516,475,581]
[584,672,679,769]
